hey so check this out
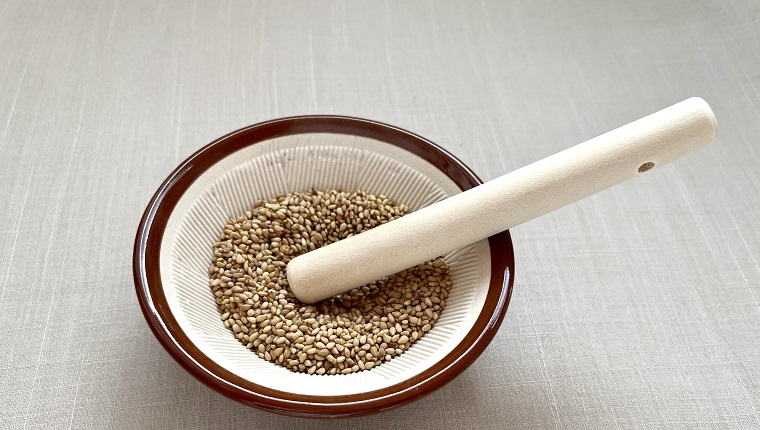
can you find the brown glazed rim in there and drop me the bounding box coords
[133,116,515,418]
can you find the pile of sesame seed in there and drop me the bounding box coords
[208,189,452,375]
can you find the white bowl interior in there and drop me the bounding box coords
[160,133,492,396]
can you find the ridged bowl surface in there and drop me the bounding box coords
[133,116,514,417]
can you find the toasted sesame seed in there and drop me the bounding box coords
[209,189,452,375]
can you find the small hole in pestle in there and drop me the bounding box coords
[638,162,655,173]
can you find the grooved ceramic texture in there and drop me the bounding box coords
[160,134,491,396]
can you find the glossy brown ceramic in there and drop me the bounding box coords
[133,116,515,418]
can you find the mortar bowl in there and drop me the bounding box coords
[133,116,515,418]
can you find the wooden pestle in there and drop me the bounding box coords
[287,98,718,304]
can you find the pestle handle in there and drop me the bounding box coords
[287,98,718,303]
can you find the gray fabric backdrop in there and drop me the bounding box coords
[1,0,759,428]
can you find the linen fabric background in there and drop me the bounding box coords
[1,0,759,428]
